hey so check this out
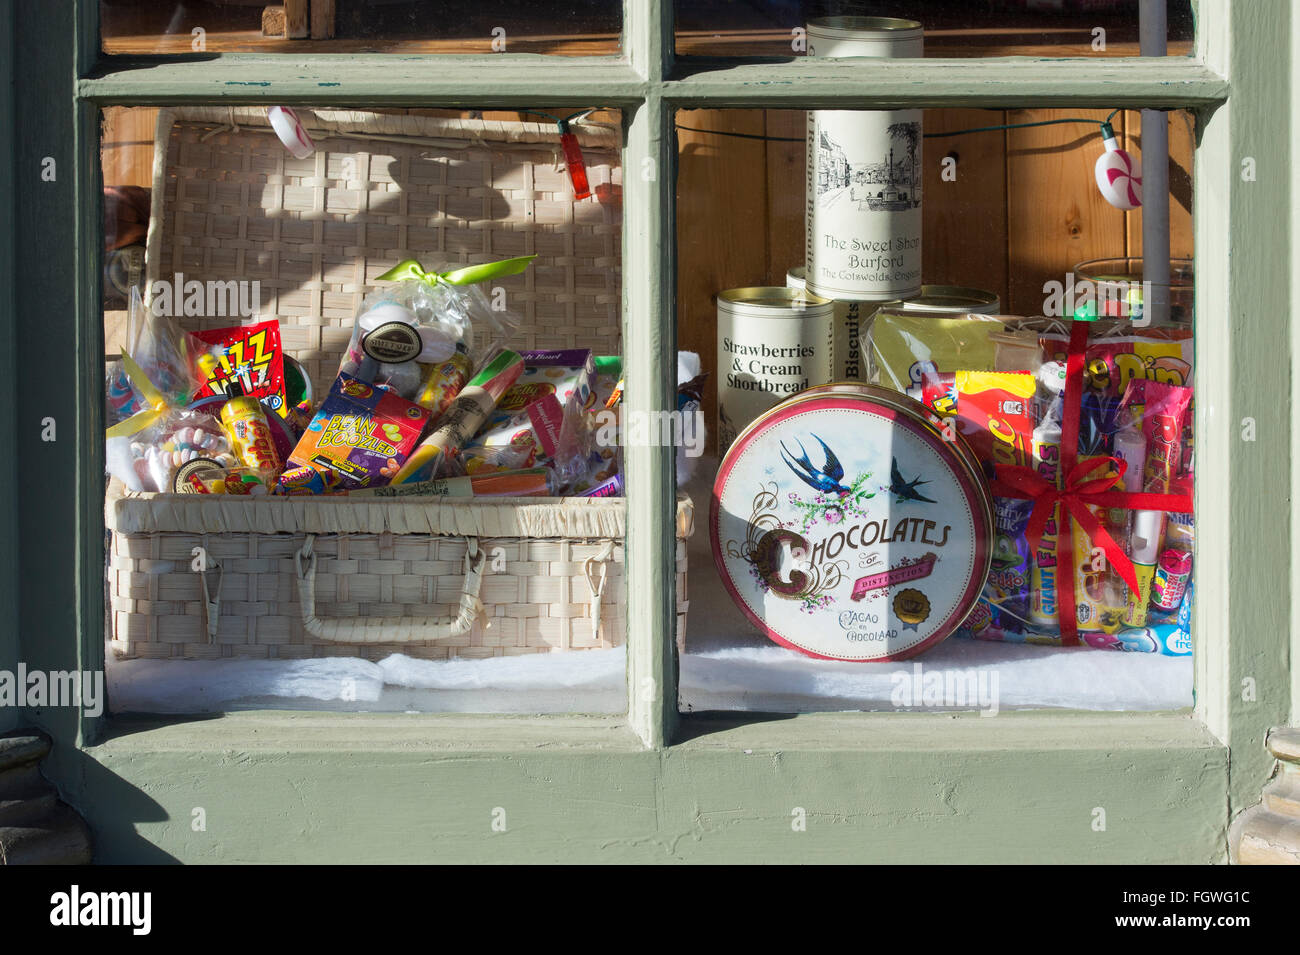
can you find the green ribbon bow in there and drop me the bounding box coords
[375,255,537,287]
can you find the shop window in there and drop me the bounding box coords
[100,104,637,714]
[678,105,1195,714]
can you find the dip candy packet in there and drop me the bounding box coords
[288,374,431,490]
[1039,322,1193,400]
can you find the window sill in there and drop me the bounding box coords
[88,707,1215,756]
[673,709,1216,752]
[91,711,646,754]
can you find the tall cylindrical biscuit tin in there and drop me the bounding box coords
[806,18,924,303]
[717,287,835,455]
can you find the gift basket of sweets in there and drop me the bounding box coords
[104,107,691,661]
[871,308,1195,655]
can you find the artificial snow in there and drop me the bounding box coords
[106,654,386,713]
[106,637,1190,715]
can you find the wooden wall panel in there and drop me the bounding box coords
[675,110,770,453]
[922,108,1010,308]
[101,107,160,188]
[763,109,805,285]
[1005,109,1129,314]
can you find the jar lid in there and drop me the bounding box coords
[711,385,992,661]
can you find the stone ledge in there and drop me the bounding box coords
[1270,727,1300,764]
[1231,725,1300,865]
[0,733,51,773]
[1231,807,1300,865]
[0,729,92,865]
[0,806,92,865]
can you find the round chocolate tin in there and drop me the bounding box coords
[711,383,993,661]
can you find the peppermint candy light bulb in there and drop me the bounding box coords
[1094,122,1142,210]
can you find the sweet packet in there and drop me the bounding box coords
[285,374,431,491]
[460,348,595,488]
[952,371,1037,639]
[191,319,288,415]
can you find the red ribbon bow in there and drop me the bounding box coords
[988,320,1192,644]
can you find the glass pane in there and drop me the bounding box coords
[676,1,1194,58]
[676,106,1196,714]
[101,1,621,55]
[101,104,627,714]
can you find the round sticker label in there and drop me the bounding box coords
[173,457,225,494]
[711,396,990,661]
[361,321,422,364]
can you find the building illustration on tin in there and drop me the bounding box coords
[816,122,922,211]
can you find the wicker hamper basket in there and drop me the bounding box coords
[106,106,693,661]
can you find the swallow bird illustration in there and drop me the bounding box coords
[781,434,851,496]
[890,457,937,504]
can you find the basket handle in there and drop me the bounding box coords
[293,535,485,642]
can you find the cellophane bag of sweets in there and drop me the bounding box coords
[106,285,213,427]
[336,256,534,416]
[459,348,596,491]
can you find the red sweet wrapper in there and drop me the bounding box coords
[1125,379,1192,494]
[905,369,957,418]
[954,371,1036,470]
[192,320,287,414]
[956,371,1037,637]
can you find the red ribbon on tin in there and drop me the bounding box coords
[988,320,1192,644]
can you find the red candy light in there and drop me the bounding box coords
[559,122,591,200]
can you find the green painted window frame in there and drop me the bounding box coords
[8,0,1291,861]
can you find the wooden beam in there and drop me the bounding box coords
[285,0,309,39]
[311,0,336,40]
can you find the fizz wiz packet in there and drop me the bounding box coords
[288,374,431,490]
[192,320,288,414]
[954,371,1037,637]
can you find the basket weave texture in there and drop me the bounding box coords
[107,487,693,660]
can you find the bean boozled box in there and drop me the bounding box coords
[288,374,430,489]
